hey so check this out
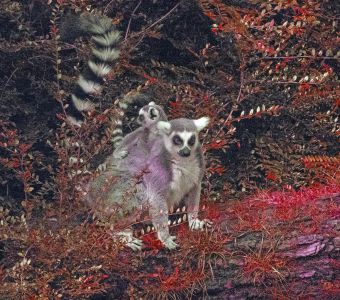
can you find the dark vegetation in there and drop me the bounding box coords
[0,0,339,299]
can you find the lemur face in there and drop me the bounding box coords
[171,131,197,157]
[157,117,209,159]
[137,102,161,128]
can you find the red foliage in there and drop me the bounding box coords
[321,280,340,296]
[142,73,158,85]
[206,163,226,175]
[141,233,164,252]
[266,170,278,182]
[168,100,184,119]
[0,121,35,200]
[242,251,287,285]
[230,184,340,233]
[303,155,340,184]
[139,265,205,296]
[205,139,228,151]
[151,266,204,292]
[202,202,221,221]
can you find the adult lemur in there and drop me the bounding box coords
[85,117,210,250]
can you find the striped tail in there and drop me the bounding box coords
[95,89,143,173]
[61,13,121,126]
[109,89,144,149]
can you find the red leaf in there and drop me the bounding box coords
[18,143,32,154]
[205,12,216,20]
[206,139,227,150]
[266,171,277,181]
[143,73,158,84]
[169,101,179,108]
[141,234,164,250]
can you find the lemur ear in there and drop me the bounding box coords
[193,117,209,132]
[157,121,171,135]
[148,101,156,106]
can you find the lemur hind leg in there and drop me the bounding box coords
[85,170,145,250]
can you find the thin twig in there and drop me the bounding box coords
[103,0,116,15]
[145,1,181,31]
[254,55,338,61]
[122,2,181,53]
[248,79,335,85]
[125,0,142,41]
[0,67,18,99]
[214,68,244,138]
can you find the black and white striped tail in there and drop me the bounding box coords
[110,90,141,149]
[95,90,142,173]
[61,13,121,126]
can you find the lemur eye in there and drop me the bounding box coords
[172,135,183,146]
[188,135,196,146]
[149,108,159,120]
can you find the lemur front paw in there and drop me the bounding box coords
[114,230,143,251]
[161,235,178,250]
[189,218,213,231]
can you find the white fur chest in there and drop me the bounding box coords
[169,158,200,206]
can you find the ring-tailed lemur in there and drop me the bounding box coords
[113,101,168,159]
[85,117,210,250]
[152,117,212,247]
[60,13,121,126]
[97,101,168,172]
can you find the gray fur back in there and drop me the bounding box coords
[86,137,172,222]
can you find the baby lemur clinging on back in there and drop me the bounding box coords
[112,101,168,161]
[97,101,168,174]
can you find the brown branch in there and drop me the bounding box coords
[124,0,142,41]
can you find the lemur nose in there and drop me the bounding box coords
[179,147,191,157]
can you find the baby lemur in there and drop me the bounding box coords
[113,101,168,161]
[98,101,168,173]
